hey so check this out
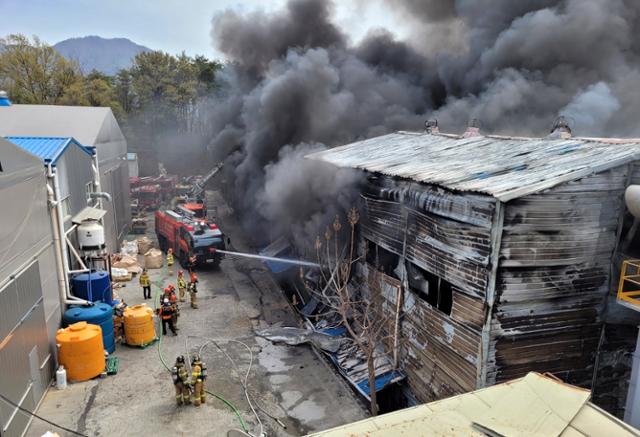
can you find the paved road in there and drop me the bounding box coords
[27,191,365,437]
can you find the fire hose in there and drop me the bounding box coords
[213,249,321,268]
[153,276,250,433]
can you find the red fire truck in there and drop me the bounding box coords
[155,208,225,269]
[131,184,162,209]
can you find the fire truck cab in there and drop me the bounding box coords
[155,208,225,269]
[131,184,162,210]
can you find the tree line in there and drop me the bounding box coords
[0,34,223,173]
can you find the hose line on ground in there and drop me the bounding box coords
[152,273,249,433]
[191,336,265,437]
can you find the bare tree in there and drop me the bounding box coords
[303,207,402,416]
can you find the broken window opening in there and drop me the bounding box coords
[407,262,452,315]
[364,238,401,280]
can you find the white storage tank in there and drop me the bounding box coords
[77,219,106,250]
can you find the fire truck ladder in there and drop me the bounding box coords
[191,163,223,199]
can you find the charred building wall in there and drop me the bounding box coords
[356,169,638,417]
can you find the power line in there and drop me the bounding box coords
[0,392,88,437]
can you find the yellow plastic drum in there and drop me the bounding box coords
[123,304,156,346]
[56,322,105,382]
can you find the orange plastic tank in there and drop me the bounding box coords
[123,304,156,346]
[56,322,105,382]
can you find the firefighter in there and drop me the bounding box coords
[177,270,187,302]
[189,254,198,273]
[188,272,199,309]
[158,298,177,335]
[172,356,190,405]
[166,248,174,268]
[191,355,207,406]
[163,284,178,303]
[140,269,151,300]
[163,285,179,328]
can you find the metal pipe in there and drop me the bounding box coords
[65,235,88,271]
[47,169,69,311]
[91,153,103,210]
[393,285,402,369]
[89,192,112,202]
[48,164,90,306]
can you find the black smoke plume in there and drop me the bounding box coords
[207,0,640,248]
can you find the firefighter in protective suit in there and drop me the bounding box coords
[171,356,190,405]
[166,248,174,268]
[177,270,187,302]
[188,273,199,309]
[191,355,207,406]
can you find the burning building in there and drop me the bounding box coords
[307,125,640,417]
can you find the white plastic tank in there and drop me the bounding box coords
[626,185,640,218]
[77,219,105,250]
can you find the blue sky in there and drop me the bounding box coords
[0,0,402,58]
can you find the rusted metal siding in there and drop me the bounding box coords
[405,208,491,298]
[358,176,491,403]
[488,169,628,386]
[402,290,482,399]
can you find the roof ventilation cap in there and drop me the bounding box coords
[462,118,481,138]
[425,119,439,134]
[548,115,572,139]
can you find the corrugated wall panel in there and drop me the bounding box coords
[16,262,42,316]
[405,208,492,297]
[0,281,20,340]
[489,168,627,387]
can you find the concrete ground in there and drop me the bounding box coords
[27,190,366,437]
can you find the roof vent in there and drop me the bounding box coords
[548,115,572,139]
[425,119,439,134]
[462,118,481,138]
[0,90,11,107]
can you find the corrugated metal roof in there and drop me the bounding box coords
[307,372,639,436]
[5,136,92,165]
[306,132,640,201]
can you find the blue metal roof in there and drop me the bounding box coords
[5,136,93,165]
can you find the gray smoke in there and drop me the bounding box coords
[207,0,640,248]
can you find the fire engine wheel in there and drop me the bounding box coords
[178,252,189,268]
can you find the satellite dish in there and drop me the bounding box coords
[625,185,640,218]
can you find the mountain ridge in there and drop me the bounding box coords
[53,35,151,75]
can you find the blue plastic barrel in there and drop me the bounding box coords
[71,270,112,304]
[63,303,115,353]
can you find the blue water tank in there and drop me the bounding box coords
[72,270,112,304]
[64,303,115,353]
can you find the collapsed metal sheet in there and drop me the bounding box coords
[256,326,346,353]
